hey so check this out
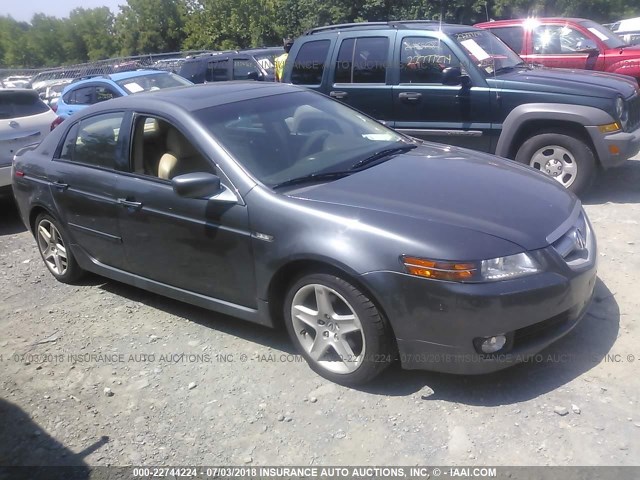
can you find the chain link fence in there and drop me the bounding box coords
[0,50,211,88]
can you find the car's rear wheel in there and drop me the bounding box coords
[284,273,393,385]
[515,132,596,195]
[35,213,83,283]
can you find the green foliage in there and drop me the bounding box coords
[0,0,639,68]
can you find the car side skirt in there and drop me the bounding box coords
[70,243,274,328]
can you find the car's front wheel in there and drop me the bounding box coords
[35,213,83,283]
[284,273,393,385]
[515,132,596,195]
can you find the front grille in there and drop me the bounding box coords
[627,94,640,132]
[551,211,593,268]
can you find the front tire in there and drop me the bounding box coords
[514,132,596,195]
[35,213,83,283]
[284,273,393,385]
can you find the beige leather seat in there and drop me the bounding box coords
[158,128,208,180]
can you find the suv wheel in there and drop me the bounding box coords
[284,273,393,385]
[515,133,596,195]
[35,213,83,283]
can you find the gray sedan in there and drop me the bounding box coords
[11,82,597,385]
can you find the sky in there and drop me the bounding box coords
[2,0,124,22]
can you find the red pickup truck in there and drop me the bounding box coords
[475,18,640,82]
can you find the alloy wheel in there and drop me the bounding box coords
[290,284,366,374]
[37,219,68,276]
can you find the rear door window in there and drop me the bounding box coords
[334,37,389,84]
[233,58,259,80]
[64,86,95,106]
[59,112,125,169]
[291,40,331,85]
[206,59,229,82]
[0,91,50,119]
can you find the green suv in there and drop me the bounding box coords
[282,21,640,194]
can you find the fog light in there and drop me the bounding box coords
[480,335,507,354]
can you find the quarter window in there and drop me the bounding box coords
[59,112,124,169]
[334,37,389,84]
[291,40,331,85]
[400,37,461,84]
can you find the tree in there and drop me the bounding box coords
[116,0,187,55]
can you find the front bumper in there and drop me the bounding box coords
[588,124,640,168]
[362,250,597,374]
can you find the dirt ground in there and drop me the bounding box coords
[1,156,639,469]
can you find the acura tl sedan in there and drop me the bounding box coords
[11,83,597,385]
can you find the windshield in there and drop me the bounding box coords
[115,73,191,94]
[578,20,626,48]
[453,30,524,75]
[194,91,409,188]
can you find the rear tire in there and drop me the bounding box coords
[514,132,596,195]
[35,213,83,283]
[284,273,393,385]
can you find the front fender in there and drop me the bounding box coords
[495,103,615,158]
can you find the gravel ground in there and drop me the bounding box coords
[1,157,639,469]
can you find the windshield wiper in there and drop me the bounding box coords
[349,145,417,171]
[272,171,351,190]
[494,62,527,74]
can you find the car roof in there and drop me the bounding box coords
[82,82,305,113]
[66,69,168,90]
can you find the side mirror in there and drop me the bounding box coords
[442,67,471,88]
[172,172,238,203]
[172,172,221,198]
[576,39,599,53]
[247,71,264,81]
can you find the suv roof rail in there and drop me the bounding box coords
[304,20,441,35]
[71,74,109,83]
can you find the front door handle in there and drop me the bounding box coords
[330,91,348,99]
[398,92,422,101]
[52,181,69,191]
[118,198,143,210]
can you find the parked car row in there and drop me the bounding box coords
[282,20,640,194]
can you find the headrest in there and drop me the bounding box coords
[166,128,197,157]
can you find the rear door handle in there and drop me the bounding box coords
[398,92,422,101]
[118,198,143,210]
[329,91,348,99]
[52,181,69,191]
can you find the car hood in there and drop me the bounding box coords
[491,66,638,99]
[287,145,578,252]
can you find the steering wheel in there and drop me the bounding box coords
[299,130,331,158]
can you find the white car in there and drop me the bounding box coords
[1,89,57,193]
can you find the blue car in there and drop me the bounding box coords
[56,70,192,119]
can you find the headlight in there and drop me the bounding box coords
[480,252,540,281]
[402,252,540,283]
[615,96,628,129]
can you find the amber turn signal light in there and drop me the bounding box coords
[402,256,477,281]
